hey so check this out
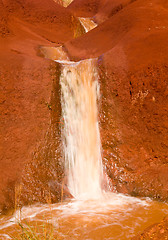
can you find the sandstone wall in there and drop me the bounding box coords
[0,0,82,212]
[64,0,168,200]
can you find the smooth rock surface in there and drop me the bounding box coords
[0,0,82,212]
[64,0,168,201]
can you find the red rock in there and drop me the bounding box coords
[0,0,81,211]
[133,216,168,239]
[99,0,168,200]
[67,0,134,24]
[94,0,134,23]
[68,0,99,17]
[64,0,168,200]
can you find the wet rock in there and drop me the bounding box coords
[64,0,168,201]
[0,0,83,211]
[132,216,168,239]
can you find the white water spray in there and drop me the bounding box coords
[60,59,103,200]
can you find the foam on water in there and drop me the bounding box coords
[0,192,149,230]
[1,186,168,239]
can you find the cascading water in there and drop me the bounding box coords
[60,59,103,200]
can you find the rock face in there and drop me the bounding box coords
[132,216,168,240]
[64,0,168,200]
[68,0,99,17]
[0,0,82,212]
[1,0,168,217]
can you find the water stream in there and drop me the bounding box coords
[60,59,103,200]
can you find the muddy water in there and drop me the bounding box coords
[0,193,168,239]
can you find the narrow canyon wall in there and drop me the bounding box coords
[64,0,168,200]
[99,0,168,200]
[0,0,83,212]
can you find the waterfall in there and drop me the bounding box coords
[60,59,103,200]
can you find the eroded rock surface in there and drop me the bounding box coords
[0,0,82,212]
[132,216,168,240]
[64,0,168,201]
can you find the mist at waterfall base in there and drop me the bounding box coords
[1,59,168,240]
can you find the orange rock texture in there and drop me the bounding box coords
[132,216,168,239]
[66,0,168,201]
[0,0,168,216]
[0,0,82,212]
